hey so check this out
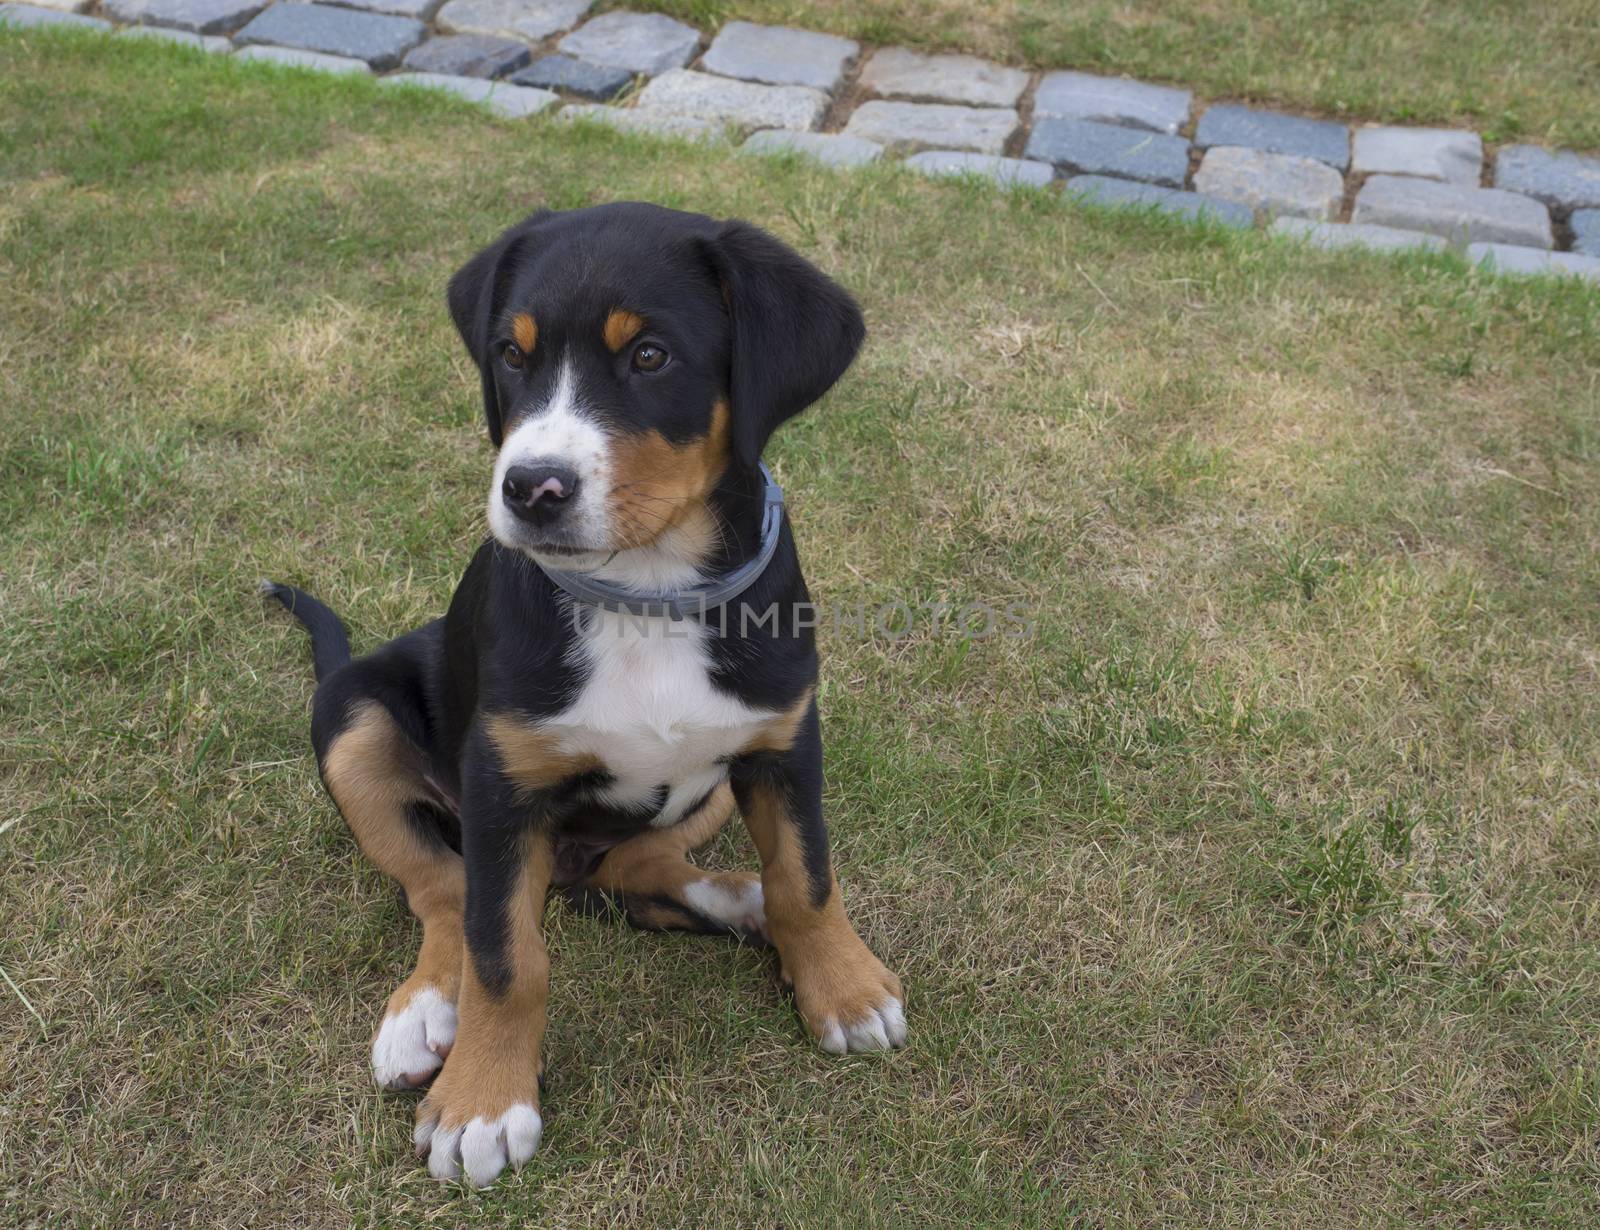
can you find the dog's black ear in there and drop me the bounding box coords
[703,220,866,470]
[447,213,549,446]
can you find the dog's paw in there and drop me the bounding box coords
[815,992,907,1055]
[787,937,907,1055]
[372,985,457,1091]
[413,1048,543,1188]
[684,874,768,940]
[414,1100,543,1188]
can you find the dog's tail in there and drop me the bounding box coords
[259,580,353,682]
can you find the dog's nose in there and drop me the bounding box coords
[502,462,579,525]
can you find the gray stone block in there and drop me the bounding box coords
[556,103,724,142]
[324,0,441,21]
[635,68,827,133]
[104,0,260,30]
[1032,70,1191,136]
[1571,209,1600,257]
[11,0,89,10]
[233,43,371,72]
[509,54,630,100]
[904,150,1054,189]
[859,46,1027,107]
[740,129,882,168]
[404,33,531,78]
[1494,144,1600,212]
[1350,125,1481,186]
[841,100,1017,155]
[557,10,699,77]
[435,0,587,43]
[380,71,558,116]
[701,20,857,92]
[1193,146,1345,220]
[1064,174,1254,228]
[1353,175,1552,248]
[1467,242,1600,283]
[1271,216,1447,253]
[121,24,231,48]
[1194,103,1349,170]
[0,3,111,27]
[1025,116,1189,187]
[235,3,425,69]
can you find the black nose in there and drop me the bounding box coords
[502,463,579,525]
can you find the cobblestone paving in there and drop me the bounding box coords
[5,0,1599,283]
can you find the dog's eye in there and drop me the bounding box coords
[503,344,525,371]
[632,343,668,374]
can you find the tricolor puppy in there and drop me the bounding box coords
[263,202,904,1189]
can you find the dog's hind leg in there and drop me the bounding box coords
[571,784,767,941]
[319,694,466,1091]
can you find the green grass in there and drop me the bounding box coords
[5,30,1600,1229]
[619,0,1600,149]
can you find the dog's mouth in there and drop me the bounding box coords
[522,541,615,572]
[527,541,593,558]
[500,530,618,574]
[489,512,607,562]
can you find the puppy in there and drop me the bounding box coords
[264,203,904,1188]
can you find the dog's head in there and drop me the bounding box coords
[447,203,864,571]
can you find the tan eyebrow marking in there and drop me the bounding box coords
[511,312,537,353]
[603,309,645,353]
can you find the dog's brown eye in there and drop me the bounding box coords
[503,344,525,371]
[632,343,668,373]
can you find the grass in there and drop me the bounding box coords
[618,0,1600,150]
[5,28,1600,1229]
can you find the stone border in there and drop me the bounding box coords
[5,0,1600,283]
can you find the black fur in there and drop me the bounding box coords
[260,581,350,683]
[265,201,864,1020]
[445,212,551,448]
[444,204,863,466]
[702,219,868,470]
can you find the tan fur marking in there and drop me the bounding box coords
[485,713,602,795]
[582,777,736,895]
[741,779,902,1040]
[590,783,735,879]
[419,837,552,1128]
[606,399,731,551]
[741,687,814,756]
[323,702,465,1012]
[581,785,760,932]
[511,312,537,354]
[602,308,645,353]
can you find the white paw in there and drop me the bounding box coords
[683,877,766,936]
[372,986,457,1091]
[414,1103,542,1188]
[818,995,907,1055]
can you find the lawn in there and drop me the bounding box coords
[5,30,1600,1230]
[624,0,1600,150]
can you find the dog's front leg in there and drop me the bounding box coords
[732,699,906,1055]
[414,726,551,1188]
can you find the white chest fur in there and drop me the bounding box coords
[546,608,775,825]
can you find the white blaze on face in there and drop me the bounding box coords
[487,355,614,558]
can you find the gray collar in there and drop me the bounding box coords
[535,463,784,621]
